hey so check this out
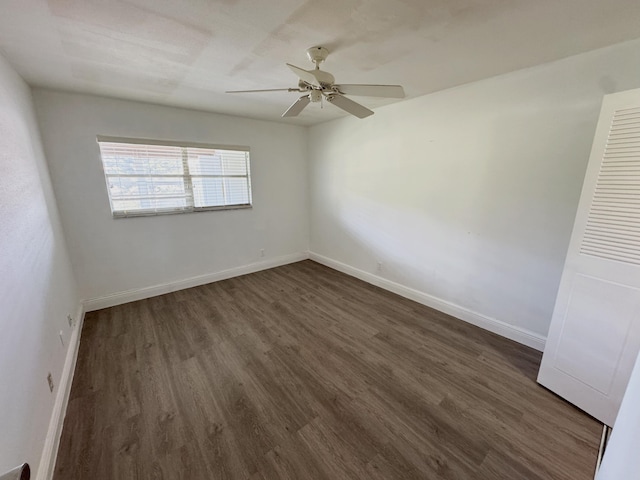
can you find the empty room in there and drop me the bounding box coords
[2,1,640,479]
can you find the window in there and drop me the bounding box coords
[96,136,252,218]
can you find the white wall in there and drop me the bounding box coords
[0,54,79,477]
[309,39,640,344]
[597,352,640,479]
[33,91,309,303]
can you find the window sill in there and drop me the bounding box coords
[111,204,252,219]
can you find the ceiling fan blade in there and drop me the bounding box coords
[226,88,299,93]
[325,94,374,118]
[282,95,311,117]
[334,84,405,98]
[286,63,320,87]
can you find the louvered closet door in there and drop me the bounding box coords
[538,88,640,427]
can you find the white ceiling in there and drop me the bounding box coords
[1,0,640,125]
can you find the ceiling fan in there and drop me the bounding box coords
[226,46,405,119]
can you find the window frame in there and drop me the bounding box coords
[96,136,252,218]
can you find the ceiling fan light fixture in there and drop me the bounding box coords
[310,90,322,102]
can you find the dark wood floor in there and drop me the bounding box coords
[54,260,600,480]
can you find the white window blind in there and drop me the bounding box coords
[97,137,252,218]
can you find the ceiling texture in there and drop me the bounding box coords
[1,0,640,125]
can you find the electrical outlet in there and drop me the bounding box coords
[377,262,382,272]
[260,249,265,257]
[47,373,54,393]
[67,314,73,328]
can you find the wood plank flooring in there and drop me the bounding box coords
[54,260,601,479]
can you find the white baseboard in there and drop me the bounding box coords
[309,252,546,352]
[83,252,310,311]
[37,303,86,480]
